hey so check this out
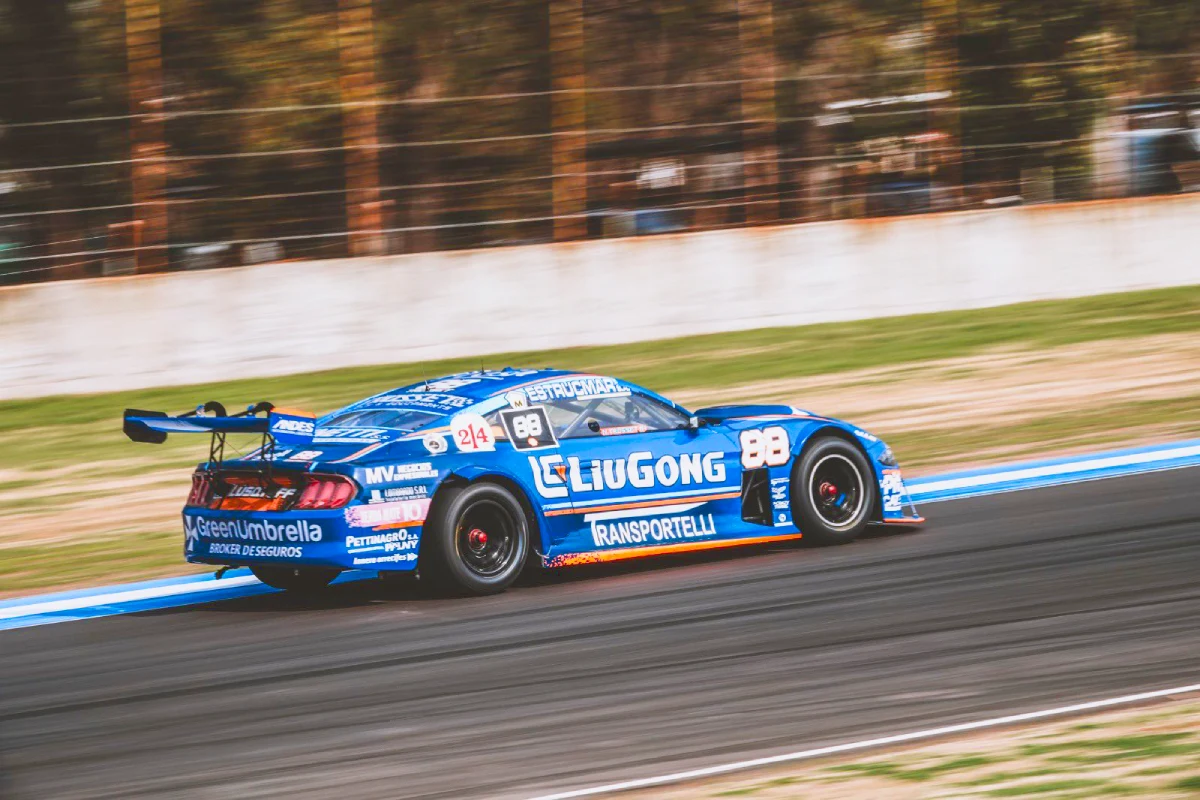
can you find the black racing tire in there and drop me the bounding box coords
[420,482,530,596]
[251,565,341,593]
[790,436,876,545]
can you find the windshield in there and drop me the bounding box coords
[321,408,445,433]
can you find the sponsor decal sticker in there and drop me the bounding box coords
[529,450,727,499]
[353,552,418,566]
[854,428,880,443]
[225,484,297,500]
[880,468,905,513]
[367,485,429,503]
[600,423,649,436]
[451,413,495,452]
[499,406,557,451]
[585,503,719,548]
[524,376,628,404]
[358,393,472,411]
[344,498,431,528]
[770,476,789,510]
[208,543,305,559]
[269,411,316,446]
[184,515,325,544]
[345,529,419,554]
[363,462,438,484]
[314,427,390,444]
[288,450,323,462]
[411,377,481,393]
[739,426,790,469]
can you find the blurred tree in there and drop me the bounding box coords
[0,0,127,278]
[0,0,1195,274]
[338,0,384,257]
[125,0,167,272]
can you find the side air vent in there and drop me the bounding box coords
[740,468,774,526]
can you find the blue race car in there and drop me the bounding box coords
[124,369,923,595]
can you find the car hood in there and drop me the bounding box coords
[693,404,815,422]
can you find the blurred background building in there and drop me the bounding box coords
[0,0,1196,283]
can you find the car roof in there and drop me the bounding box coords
[322,369,688,433]
[391,368,584,400]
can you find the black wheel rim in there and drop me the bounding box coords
[809,453,866,530]
[454,499,519,578]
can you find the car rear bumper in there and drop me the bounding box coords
[182,507,421,572]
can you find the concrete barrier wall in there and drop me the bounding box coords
[2,194,1198,399]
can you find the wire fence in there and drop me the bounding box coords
[1,5,1197,284]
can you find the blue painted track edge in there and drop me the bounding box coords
[3,438,1199,631]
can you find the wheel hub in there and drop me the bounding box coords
[809,453,866,531]
[468,528,489,549]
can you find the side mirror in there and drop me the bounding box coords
[687,415,702,431]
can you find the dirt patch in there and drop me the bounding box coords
[675,333,1200,470]
[676,334,1200,430]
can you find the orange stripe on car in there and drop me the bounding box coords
[373,519,426,530]
[547,533,803,567]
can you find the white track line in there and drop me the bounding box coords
[527,682,1200,799]
[0,575,262,621]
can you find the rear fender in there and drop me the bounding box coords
[439,465,549,558]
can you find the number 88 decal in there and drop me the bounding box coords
[510,412,543,440]
[740,426,790,469]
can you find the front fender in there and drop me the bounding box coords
[786,419,917,523]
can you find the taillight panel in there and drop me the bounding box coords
[187,471,358,512]
[293,475,358,510]
[187,472,215,507]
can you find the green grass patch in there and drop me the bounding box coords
[1024,733,1199,763]
[0,531,207,594]
[960,767,1066,786]
[827,755,994,782]
[1176,775,1200,791]
[984,778,1115,796]
[1131,764,1188,777]
[3,284,1200,477]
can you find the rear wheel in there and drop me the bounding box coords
[420,482,529,595]
[791,437,876,545]
[251,566,341,593]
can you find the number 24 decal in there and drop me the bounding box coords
[740,426,790,469]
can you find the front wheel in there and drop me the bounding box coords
[251,566,341,593]
[420,482,530,596]
[791,437,876,545]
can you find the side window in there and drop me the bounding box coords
[482,410,508,441]
[627,395,690,432]
[549,394,689,439]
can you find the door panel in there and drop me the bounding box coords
[539,426,747,560]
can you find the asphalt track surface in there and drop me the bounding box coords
[2,468,1198,800]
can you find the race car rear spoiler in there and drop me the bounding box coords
[123,402,317,447]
